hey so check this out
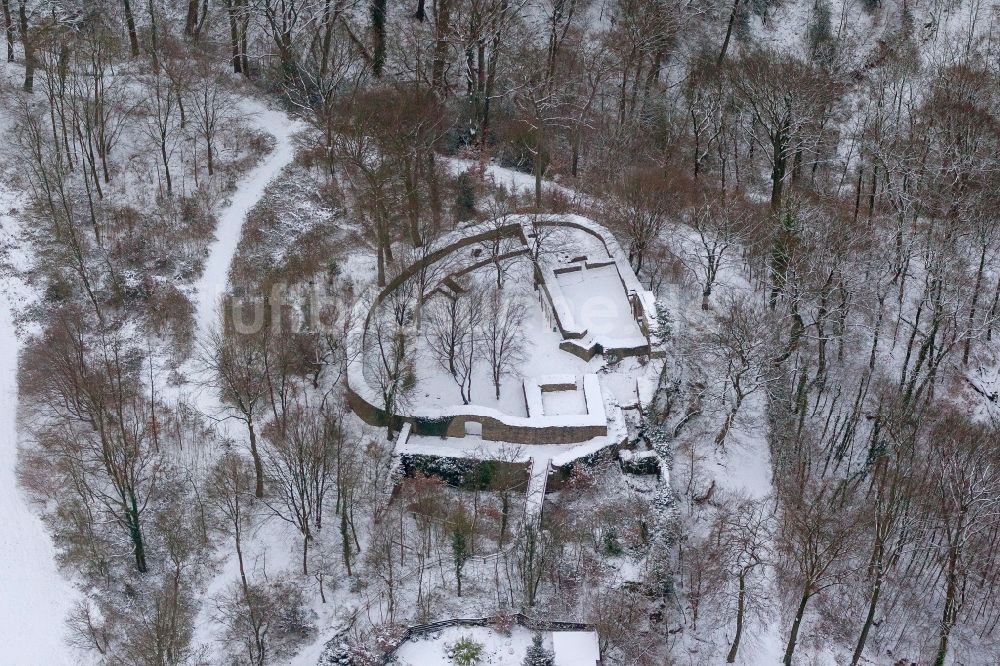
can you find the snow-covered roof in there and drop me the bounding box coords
[552,631,601,666]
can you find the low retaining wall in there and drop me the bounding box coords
[380,614,597,664]
[347,384,607,444]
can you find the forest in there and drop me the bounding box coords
[1,0,999,664]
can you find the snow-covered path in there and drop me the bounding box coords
[193,105,304,334]
[0,200,76,664]
[183,104,304,653]
[524,457,550,523]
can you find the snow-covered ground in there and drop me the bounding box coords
[555,264,644,339]
[540,387,587,416]
[0,166,78,664]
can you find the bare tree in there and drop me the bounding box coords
[923,412,1000,666]
[260,399,340,575]
[363,304,416,439]
[188,66,235,177]
[214,579,311,666]
[606,166,672,274]
[423,290,468,379]
[453,286,487,404]
[777,479,856,666]
[141,68,178,196]
[702,295,772,447]
[716,493,774,663]
[201,304,271,498]
[683,193,760,310]
[207,452,257,595]
[481,284,527,400]
[21,309,159,574]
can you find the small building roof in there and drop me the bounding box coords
[552,631,601,666]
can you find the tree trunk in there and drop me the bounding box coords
[783,591,811,666]
[160,136,173,196]
[533,143,543,209]
[247,422,264,498]
[370,0,387,77]
[2,0,13,62]
[851,563,883,666]
[933,548,960,666]
[195,0,209,38]
[340,505,352,576]
[18,0,33,92]
[185,0,199,35]
[962,242,987,365]
[404,158,422,246]
[123,0,140,57]
[128,492,148,573]
[717,0,741,65]
[240,10,250,76]
[726,572,747,663]
[226,0,242,73]
[427,151,442,229]
[235,533,249,594]
[302,532,309,575]
[319,0,336,78]
[432,0,450,94]
[770,130,787,212]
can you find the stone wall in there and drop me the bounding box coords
[349,383,607,444]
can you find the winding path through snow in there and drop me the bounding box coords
[193,105,304,333]
[0,101,301,665]
[184,104,304,654]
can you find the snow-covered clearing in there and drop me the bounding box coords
[540,387,587,416]
[443,156,582,204]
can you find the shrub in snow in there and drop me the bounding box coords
[455,171,477,220]
[413,415,454,437]
[321,639,354,665]
[215,578,315,665]
[329,624,406,666]
[401,453,526,490]
[446,636,485,665]
[602,527,624,555]
[654,306,672,345]
[522,632,554,666]
[401,453,479,486]
[646,479,681,597]
[370,624,408,655]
